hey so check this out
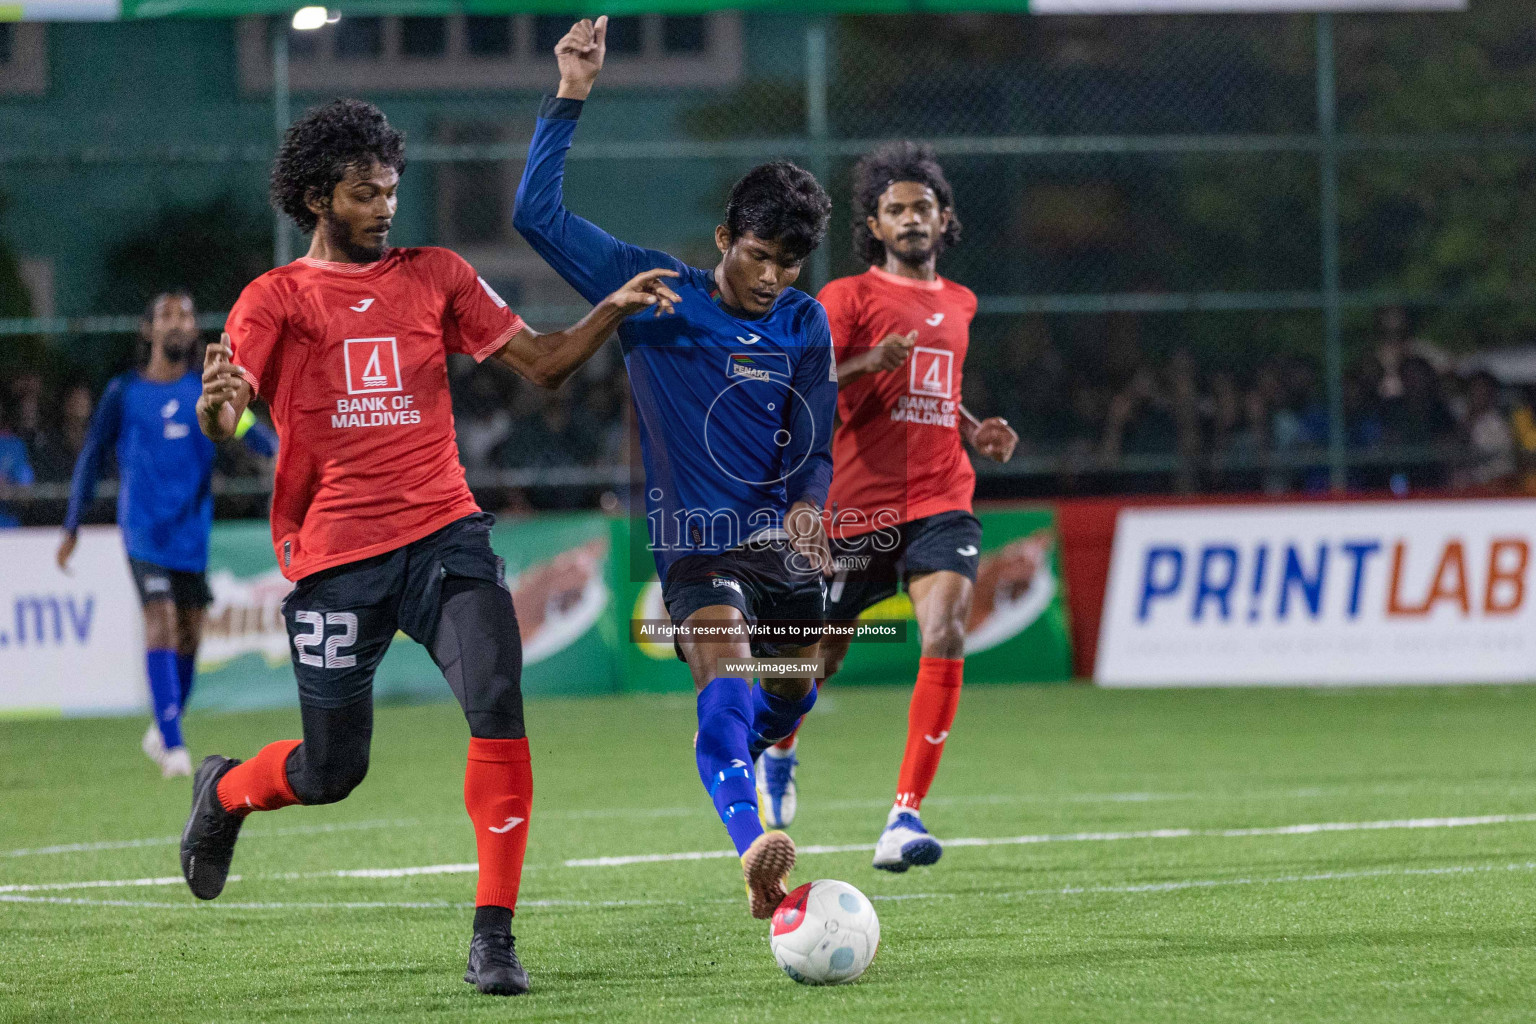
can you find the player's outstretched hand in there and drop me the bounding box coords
[605,269,681,319]
[973,416,1018,463]
[785,500,832,578]
[556,15,607,100]
[56,531,76,571]
[869,330,917,373]
[198,333,242,440]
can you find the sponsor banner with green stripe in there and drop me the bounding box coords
[194,513,619,711]
[193,506,1071,711]
[614,506,1071,693]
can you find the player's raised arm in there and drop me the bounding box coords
[491,268,680,388]
[512,16,682,305]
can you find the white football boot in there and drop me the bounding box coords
[755,746,798,828]
[142,721,165,765]
[144,721,192,778]
[871,806,943,873]
[160,746,193,779]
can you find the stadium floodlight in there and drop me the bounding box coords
[291,6,335,31]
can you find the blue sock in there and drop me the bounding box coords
[748,684,818,762]
[695,677,765,856]
[146,649,184,749]
[175,653,197,712]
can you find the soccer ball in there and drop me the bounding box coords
[768,879,880,985]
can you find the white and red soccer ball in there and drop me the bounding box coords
[769,879,880,985]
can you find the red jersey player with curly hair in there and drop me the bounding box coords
[180,97,678,997]
[756,142,1018,872]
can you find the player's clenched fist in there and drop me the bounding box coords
[555,15,607,101]
[972,416,1018,463]
[869,330,917,372]
[197,332,246,441]
[604,269,682,319]
[785,500,831,577]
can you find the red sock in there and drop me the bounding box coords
[465,737,533,912]
[894,658,964,811]
[217,739,302,815]
[771,678,822,753]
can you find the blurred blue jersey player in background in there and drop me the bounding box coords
[59,291,276,778]
[516,17,837,919]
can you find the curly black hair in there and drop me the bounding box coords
[270,99,406,234]
[851,141,961,265]
[724,161,831,263]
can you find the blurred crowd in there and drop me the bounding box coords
[977,308,1536,496]
[7,306,1536,526]
[449,346,630,476]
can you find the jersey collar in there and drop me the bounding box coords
[295,249,397,275]
[866,265,945,291]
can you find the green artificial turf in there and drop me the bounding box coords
[4,684,1536,1023]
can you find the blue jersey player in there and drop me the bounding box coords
[516,17,837,918]
[59,292,276,777]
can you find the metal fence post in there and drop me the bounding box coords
[805,17,830,293]
[272,18,291,268]
[1316,12,1346,492]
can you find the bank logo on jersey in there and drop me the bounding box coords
[344,337,403,395]
[727,351,790,384]
[909,347,954,399]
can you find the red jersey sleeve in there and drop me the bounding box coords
[225,277,285,397]
[434,249,527,363]
[816,277,863,361]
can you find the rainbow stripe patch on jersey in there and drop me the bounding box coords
[728,351,790,383]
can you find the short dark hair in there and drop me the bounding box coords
[724,161,831,263]
[270,99,406,234]
[852,141,961,265]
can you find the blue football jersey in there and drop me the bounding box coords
[515,97,836,580]
[64,370,276,573]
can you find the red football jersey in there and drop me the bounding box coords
[818,266,979,539]
[225,247,525,580]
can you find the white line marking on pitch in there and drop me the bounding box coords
[17,781,1536,860]
[562,812,1536,867]
[6,861,1536,912]
[0,818,420,859]
[8,811,1536,894]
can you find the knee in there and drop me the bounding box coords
[761,676,815,702]
[820,636,852,680]
[466,710,525,741]
[920,614,967,660]
[143,606,174,650]
[291,749,369,805]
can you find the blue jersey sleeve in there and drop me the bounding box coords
[782,304,837,509]
[512,96,682,305]
[64,376,126,533]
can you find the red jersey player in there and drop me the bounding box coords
[756,142,1018,872]
[180,99,678,996]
